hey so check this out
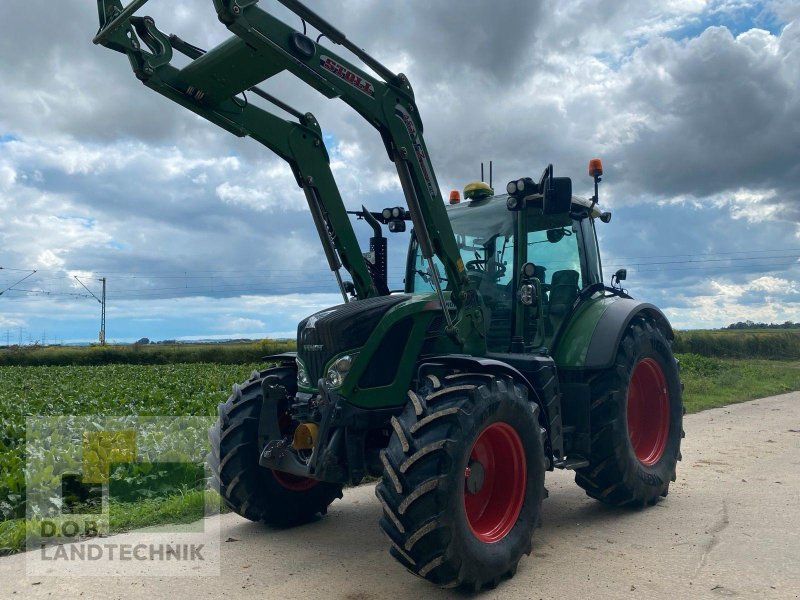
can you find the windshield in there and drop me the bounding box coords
[411,199,514,292]
[408,196,584,352]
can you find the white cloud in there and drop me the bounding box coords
[220,317,267,332]
[0,164,16,189]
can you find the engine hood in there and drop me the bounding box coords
[297,294,412,385]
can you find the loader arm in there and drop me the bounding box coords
[93,2,379,302]
[205,0,473,329]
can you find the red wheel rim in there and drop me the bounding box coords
[627,358,670,466]
[463,422,526,543]
[272,469,318,492]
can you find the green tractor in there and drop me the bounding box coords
[95,0,684,590]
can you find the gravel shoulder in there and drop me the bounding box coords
[2,392,799,599]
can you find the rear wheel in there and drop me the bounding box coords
[208,366,342,526]
[376,373,546,590]
[575,315,683,506]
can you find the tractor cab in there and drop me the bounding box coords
[407,188,606,354]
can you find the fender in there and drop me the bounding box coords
[417,355,564,467]
[261,352,298,364]
[554,295,674,370]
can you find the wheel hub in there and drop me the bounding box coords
[465,460,485,494]
[463,422,526,543]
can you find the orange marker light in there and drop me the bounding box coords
[589,158,604,178]
[449,190,461,204]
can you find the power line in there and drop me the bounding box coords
[0,269,37,295]
[2,288,95,298]
[604,248,800,261]
[603,255,799,268]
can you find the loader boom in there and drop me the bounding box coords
[94,2,379,301]
[208,0,473,331]
[94,0,479,344]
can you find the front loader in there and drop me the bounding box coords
[95,0,684,590]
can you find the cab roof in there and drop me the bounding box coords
[446,192,605,219]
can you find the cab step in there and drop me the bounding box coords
[553,457,590,470]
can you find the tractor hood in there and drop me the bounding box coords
[297,294,412,387]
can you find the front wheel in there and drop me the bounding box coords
[208,367,343,526]
[376,373,546,590]
[575,315,684,506]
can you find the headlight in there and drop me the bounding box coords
[325,353,358,389]
[297,358,311,388]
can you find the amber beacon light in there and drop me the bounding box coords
[589,158,604,179]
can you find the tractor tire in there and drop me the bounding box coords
[208,366,342,526]
[376,373,546,590]
[575,314,684,506]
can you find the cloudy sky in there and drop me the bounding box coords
[0,0,798,344]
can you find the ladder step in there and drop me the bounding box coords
[178,36,284,104]
[553,457,590,470]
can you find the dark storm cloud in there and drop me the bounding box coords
[609,22,800,217]
[328,0,544,81]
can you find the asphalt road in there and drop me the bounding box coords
[3,392,799,599]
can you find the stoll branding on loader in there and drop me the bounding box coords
[94,0,684,590]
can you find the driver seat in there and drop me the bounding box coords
[547,269,579,336]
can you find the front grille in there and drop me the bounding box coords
[297,295,410,384]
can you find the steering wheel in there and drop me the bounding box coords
[466,259,508,281]
[466,258,486,272]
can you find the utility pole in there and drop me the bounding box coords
[75,276,107,346]
[100,277,106,345]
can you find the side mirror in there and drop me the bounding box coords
[543,177,572,215]
[546,228,566,244]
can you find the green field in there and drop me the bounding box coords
[674,328,800,360]
[679,354,800,412]
[0,339,294,366]
[1,348,799,555]
[0,362,261,555]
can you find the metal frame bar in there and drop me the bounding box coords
[93,0,150,45]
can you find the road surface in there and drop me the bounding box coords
[2,393,799,599]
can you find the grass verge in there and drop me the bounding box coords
[0,490,225,556]
[679,354,800,413]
